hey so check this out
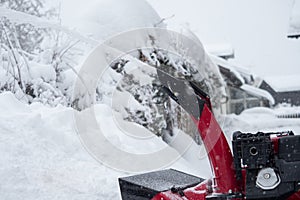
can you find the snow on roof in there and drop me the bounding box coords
[208,54,245,84]
[265,75,300,92]
[240,84,275,105]
[288,0,300,36]
[205,43,234,58]
[227,60,255,84]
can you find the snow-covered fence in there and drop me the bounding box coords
[277,113,300,118]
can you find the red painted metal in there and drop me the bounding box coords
[152,181,208,200]
[183,179,211,199]
[152,191,185,200]
[271,136,279,155]
[288,191,300,200]
[197,104,238,193]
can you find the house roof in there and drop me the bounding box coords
[265,75,300,92]
[240,84,275,105]
[209,54,245,86]
[205,43,234,59]
[209,54,275,105]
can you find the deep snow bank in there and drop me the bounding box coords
[0,92,209,199]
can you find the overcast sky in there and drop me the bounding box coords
[146,0,300,78]
[61,0,300,78]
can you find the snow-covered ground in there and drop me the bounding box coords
[1,91,300,199]
[0,92,208,200]
[222,106,300,135]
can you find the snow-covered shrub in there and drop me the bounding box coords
[0,1,89,106]
[96,46,222,141]
[0,0,56,53]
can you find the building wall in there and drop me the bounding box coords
[226,86,269,114]
[275,91,300,106]
[259,80,300,106]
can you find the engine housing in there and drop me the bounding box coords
[232,131,300,199]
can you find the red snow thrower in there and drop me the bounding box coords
[118,70,300,200]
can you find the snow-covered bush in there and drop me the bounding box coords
[0,1,90,106]
[96,46,223,141]
[0,0,56,53]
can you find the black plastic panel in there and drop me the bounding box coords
[279,135,300,162]
[119,169,203,200]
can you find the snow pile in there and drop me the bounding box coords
[0,92,210,199]
[61,0,164,41]
[1,91,300,199]
[222,106,300,135]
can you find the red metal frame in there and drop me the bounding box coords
[197,105,239,194]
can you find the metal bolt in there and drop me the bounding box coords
[264,173,271,179]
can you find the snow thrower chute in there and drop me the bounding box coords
[118,70,300,199]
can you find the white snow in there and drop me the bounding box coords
[0,92,209,200]
[28,61,56,82]
[0,92,300,200]
[222,106,300,135]
[0,6,97,45]
[61,0,164,42]
[288,0,300,35]
[209,54,245,84]
[0,86,300,199]
[240,84,275,105]
[265,75,300,92]
[205,43,234,58]
[1,91,300,199]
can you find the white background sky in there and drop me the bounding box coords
[60,0,300,78]
[146,0,300,78]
